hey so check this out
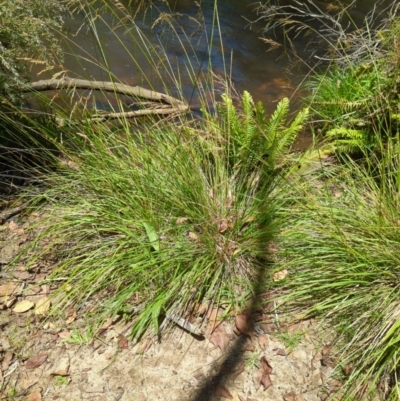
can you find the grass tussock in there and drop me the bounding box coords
[273,137,400,399]
[20,91,307,339]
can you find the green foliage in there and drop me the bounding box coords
[274,136,400,400]
[244,351,260,370]
[54,375,69,386]
[326,127,375,154]
[0,0,65,102]
[205,91,308,171]
[275,330,304,352]
[17,92,306,339]
[306,17,400,154]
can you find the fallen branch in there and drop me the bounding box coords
[0,204,28,225]
[90,107,184,122]
[22,77,189,111]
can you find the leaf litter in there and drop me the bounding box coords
[25,354,48,369]
[0,206,338,400]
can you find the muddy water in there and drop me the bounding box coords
[30,0,393,146]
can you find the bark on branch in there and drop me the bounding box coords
[23,77,189,112]
[90,107,184,122]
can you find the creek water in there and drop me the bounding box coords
[29,0,394,146]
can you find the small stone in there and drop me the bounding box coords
[49,357,70,376]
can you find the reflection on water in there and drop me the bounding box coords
[29,0,394,145]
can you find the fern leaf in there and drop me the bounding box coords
[241,91,255,141]
[327,127,374,153]
[265,97,290,148]
[268,106,309,164]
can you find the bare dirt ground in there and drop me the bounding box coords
[0,200,339,401]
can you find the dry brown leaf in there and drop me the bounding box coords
[260,373,272,390]
[25,353,48,369]
[5,297,17,308]
[214,384,232,400]
[118,334,129,349]
[27,391,42,401]
[67,160,80,170]
[176,217,188,224]
[283,393,296,401]
[100,317,113,330]
[22,368,43,390]
[58,331,71,339]
[209,324,230,352]
[34,274,47,284]
[243,343,255,352]
[267,242,279,253]
[1,351,13,371]
[0,283,18,297]
[274,348,287,356]
[13,300,34,313]
[322,344,331,356]
[65,307,77,324]
[16,234,28,245]
[273,269,288,281]
[196,303,208,316]
[219,219,229,233]
[34,297,51,315]
[259,356,273,390]
[260,356,273,374]
[188,231,199,241]
[12,271,31,280]
[343,365,353,376]
[8,221,24,234]
[235,311,251,335]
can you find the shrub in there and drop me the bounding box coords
[0,0,65,102]
[306,14,400,154]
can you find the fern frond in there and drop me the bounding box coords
[209,92,306,173]
[268,107,309,164]
[240,91,255,151]
[265,97,290,149]
[219,93,240,137]
[327,127,375,153]
[241,90,255,141]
